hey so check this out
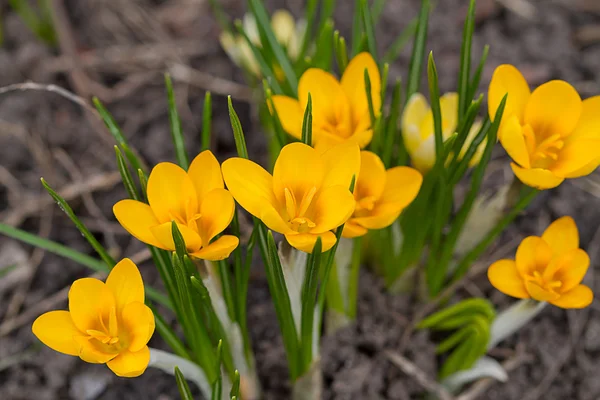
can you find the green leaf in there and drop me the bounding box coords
[364,69,377,128]
[165,73,189,169]
[263,82,288,151]
[405,0,429,103]
[346,236,363,318]
[114,146,140,201]
[174,366,194,400]
[360,0,378,59]
[334,31,349,74]
[301,93,313,146]
[457,0,476,119]
[216,259,237,321]
[230,370,241,399]
[467,45,490,102]
[427,52,443,159]
[372,0,387,22]
[211,340,223,400]
[137,169,148,202]
[449,94,483,165]
[312,19,334,70]
[228,96,249,159]
[202,91,213,151]
[351,0,364,56]
[300,237,322,371]
[300,0,319,59]
[436,326,472,354]
[382,79,402,167]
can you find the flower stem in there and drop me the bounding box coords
[292,359,322,400]
[487,299,546,350]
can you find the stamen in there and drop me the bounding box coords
[298,186,317,217]
[284,188,297,220]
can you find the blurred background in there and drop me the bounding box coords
[1,0,600,399]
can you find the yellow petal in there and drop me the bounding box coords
[524,80,581,138]
[198,188,235,244]
[546,249,589,293]
[285,231,337,253]
[319,142,361,189]
[340,52,381,123]
[105,258,144,313]
[150,221,203,252]
[411,135,436,173]
[342,220,369,238]
[510,163,564,190]
[271,10,295,47]
[515,236,553,277]
[541,216,579,257]
[271,95,303,140]
[488,64,530,125]
[74,336,119,364]
[487,259,529,299]
[32,311,81,356]
[499,115,530,168]
[121,301,155,352]
[187,151,224,203]
[260,205,295,234]
[298,68,345,117]
[222,157,278,219]
[551,139,600,178]
[310,185,355,232]
[380,166,423,208]
[349,126,374,149]
[107,347,150,378]
[525,280,560,302]
[273,143,324,205]
[570,96,600,141]
[550,284,593,309]
[69,278,115,333]
[147,162,198,223]
[113,200,163,248]
[355,151,386,200]
[351,202,404,230]
[191,235,239,261]
[562,157,600,179]
[401,93,430,154]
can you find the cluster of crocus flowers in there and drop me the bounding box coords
[222,142,359,252]
[488,65,600,189]
[113,151,239,260]
[32,259,155,377]
[343,151,423,238]
[401,92,485,173]
[220,10,306,78]
[271,52,381,150]
[488,216,593,308]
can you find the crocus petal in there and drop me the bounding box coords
[310,185,355,232]
[260,205,295,235]
[298,68,345,116]
[524,80,582,138]
[222,157,278,218]
[488,64,530,125]
[69,278,115,333]
[380,166,423,208]
[271,10,296,47]
[487,259,529,299]
[32,311,81,356]
[546,249,589,293]
[342,220,369,238]
[107,347,150,378]
[74,336,119,364]
[113,200,163,248]
[319,142,361,189]
[340,52,381,123]
[121,301,155,353]
[549,285,594,309]
[515,236,553,277]
[570,96,600,141]
[541,216,579,257]
[147,162,198,223]
[271,95,303,140]
[499,115,530,168]
[150,222,203,252]
[551,139,600,178]
[105,258,144,313]
[285,231,337,253]
[198,188,235,244]
[510,163,564,190]
[402,93,430,154]
[355,151,386,200]
[525,280,560,302]
[273,143,324,205]
[191,235,239,261]
[187,151,224,203]
[411,135,436,173]
[349,126,374,149]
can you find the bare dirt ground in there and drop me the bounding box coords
[1,0,600,399]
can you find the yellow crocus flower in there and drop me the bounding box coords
[271,52,381,150]
[32,259,155,377]
[343,151,423,238]
[488,64,600,189]
[222,142,359,252]
[488,216,593,309]
[113,151,239,260]
[401,92,486,173]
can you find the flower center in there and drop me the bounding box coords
[284,186,318,233]
[522,125,564,169]
[525,270,562,294]
[354,195,377,217]
[85,306,126,352]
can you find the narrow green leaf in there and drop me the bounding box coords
[364,69,377,127]
[449,94,483,164]
[427,52,443,159]
[300,237,322,371]
[405,0,429,103]
[228,96,249,159]
[372,0,387,22]
[380,63,389,107]
[334,31,349,74]
[360,0,378,59]
[450,118,490,185]
[313,19,334,70]
[467,44,490,101]
[351,0,364,56]
[382,79,402,167]
[174,366,194,400]
[457,0,476,119]
[301,93,313,145]
[171,221,188,261]
[317,0,337,40]
[114,146,140,201]
[202,91,213,151]
[165,73,189,169]
[137,169,148,202]
[299,0,319,59]
[212,340,223,400]
[216,259,237,321]
[436,326,472,353]
[230,370,241,399]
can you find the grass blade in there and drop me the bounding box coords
[114,146,140,201]
[457,0,476,120]
[467,44,490,101]
[174,366,194,400]
[334,31,349,74]
[202,91,212,151]
[405,0,430,104]
[360,0,378,59]
[301,93,313,145]
[427,52,443,159]
[300,237,322,371]
[228,96,249,159]
[165,73,189,169]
